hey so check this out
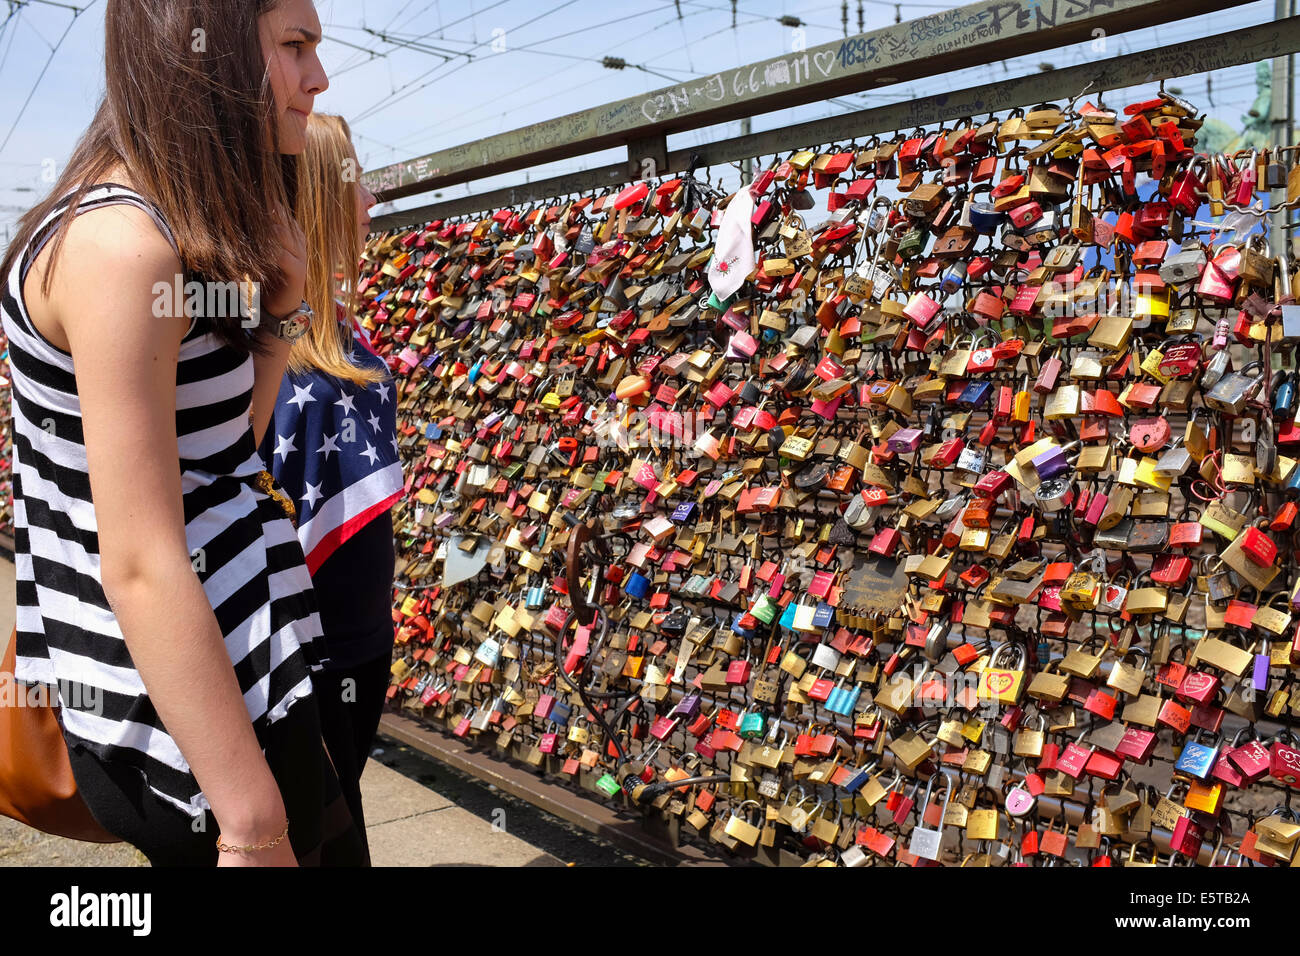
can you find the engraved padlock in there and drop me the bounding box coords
[1204,360,1265,415]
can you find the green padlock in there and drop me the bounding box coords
[595,773,622,797]
[739,709,766,738]
[897,225,930,260]
[749,594,780,625]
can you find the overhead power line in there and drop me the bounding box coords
[0,1,93,156]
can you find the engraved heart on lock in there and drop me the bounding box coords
[1005,783,1036,817]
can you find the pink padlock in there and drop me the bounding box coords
[1056,738,1093,779]
[903,290,942,327]
[1196,255,1237,302]
[1004,784,1036,817]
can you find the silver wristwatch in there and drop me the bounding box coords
[266,299,314,342]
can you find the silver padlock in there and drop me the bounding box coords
[1201,344,1232,389]
[1034,475,1075,512]
[1278,253,1300,342]
[908,773,951,861]
[934,491,967,521]
[1154,437,1192,476]
[1204,360,1265,415]
[924,617,951,661]
[1158,245,1207,285]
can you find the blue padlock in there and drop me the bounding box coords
[467,357,483,384]
[1173,731,1220,780]
[624,571,651,600]
[958,380,992,407]
[526,586,546,609]
[841,760,877,794]
[548,700,572,725]
[940,260,967,295]
[1286,464,1300,500]
[1276,370,1297,421]
[967,201,1002,234]
[812,602,836,629]
[778,600,799,631]
[730,612,757,637]
[825,678,861,717]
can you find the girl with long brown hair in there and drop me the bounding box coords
[259,114,403,852]
[0,0,365,866]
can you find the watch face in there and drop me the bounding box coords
[283,314,310,339]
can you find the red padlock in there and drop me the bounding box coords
[1211,754,1245,789]
[687,710,714,737]
[974,469,1014,498]
[1228,733,1273,783]
[1177,670,1220,705]
[1169,518,1205,549]
[1271,501,1299,532]
[650,716,677,740]
[1116,726,1158,763]
[1269,734,1300,786]
[1157,697,1192,733]
[1084,687,1117,720]
[1189,702,1225,734]
[1150,553,1193,586]
[1037,744,1059,772]
[725,658,752,685]
[808,677,834,702]
[1085,749,1123,780]
[1239,525,1278,567]
[869,527,902,556]
[1170,815,1205,858]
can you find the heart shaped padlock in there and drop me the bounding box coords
[1128,415,1171,452]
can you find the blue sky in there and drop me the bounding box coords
[0,0,1282,238]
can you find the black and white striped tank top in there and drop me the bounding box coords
[1,184,324,819]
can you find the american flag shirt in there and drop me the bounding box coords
[258,305,404,575]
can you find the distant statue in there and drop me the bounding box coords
[1199,62,1273,154]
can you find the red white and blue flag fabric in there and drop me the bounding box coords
[259,309,404,574]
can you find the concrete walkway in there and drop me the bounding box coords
[0,557,564,867]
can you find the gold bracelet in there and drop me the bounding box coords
[216,817,290,854]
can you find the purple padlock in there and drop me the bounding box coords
[886,427,924,453]
[1253,653,1272,692]
[1031,441,1080,480]
[673,693,701,719]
